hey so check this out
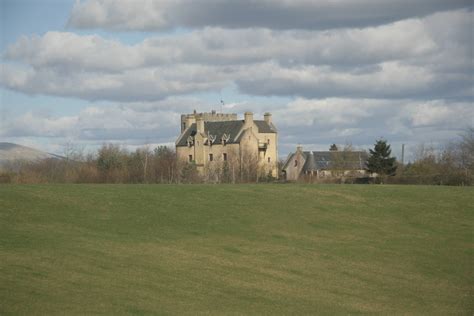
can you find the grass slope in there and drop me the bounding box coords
[0,184,473,314]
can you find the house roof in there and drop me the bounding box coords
[176,120,275,147]
[254,121,277,133]
[284,150,368,171]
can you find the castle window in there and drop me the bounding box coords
[189,155,193,162]
[267,139,270,145]
[182,122,186,130]
[294,160,298,167]
[268,157,271,163]
[209,154,213,162]
[223,153,227,161]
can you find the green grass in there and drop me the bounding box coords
[0,184,473,314]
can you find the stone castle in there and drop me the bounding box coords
[175,110,278,178]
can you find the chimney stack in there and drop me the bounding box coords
[196,117,205,134]
[297,145,303,152]
[244,111,253,127]
[264,112,272,125]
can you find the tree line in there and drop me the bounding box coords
[365,128,473,185]
[1,128,472,185]
[0,144,177,184]
[0,144,276,184]
[394,128,474,185]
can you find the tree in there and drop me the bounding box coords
[180,161,201,183]
[97,144,126,182]
[329,144,338,151]
[459,127,474,174]
[366,139,397,180]
[152,146,177,183]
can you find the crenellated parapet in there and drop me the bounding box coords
[181,110,238,132]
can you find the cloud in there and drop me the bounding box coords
[2,97,472,159]
[67,0,470,31]
[4,32,142,72]
[271,98,474,155]
[5,18,440,70]
[0,62,231,101]
[0,97,209,140]
[2,9,472,102]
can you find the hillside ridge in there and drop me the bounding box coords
[0,142,62,168]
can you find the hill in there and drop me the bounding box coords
[0,184,472,314]
[0,142,62,169]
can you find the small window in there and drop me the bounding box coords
[209,154,213,162]
[268,157,271,163]
[223,153,227,161]
[189,155,193,162]
[267,139,270,145]
[294,160,298,167]
[182,122,186,130]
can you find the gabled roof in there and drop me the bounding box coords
[176,120,276,147]
[283,150,368,171]
[302,151,318,171]
[254,121,277,133]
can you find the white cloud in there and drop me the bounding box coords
[2,98,472,158]
[0,97,209,140]
[407,102,473,128]
[0,62,231,101]
[4,20,439,70]
[236,60,446,99]
[2,2,472,157]
[270,98,474,154]
[5,32,142,72]
[2,10,471,101]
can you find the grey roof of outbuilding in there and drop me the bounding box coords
[284,151,368,171]
[176,120,275,147]
[303,151,367,171]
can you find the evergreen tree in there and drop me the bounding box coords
[329,144,338,151]
[366,139,397,177]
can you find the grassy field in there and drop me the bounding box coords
[0,184,473,314]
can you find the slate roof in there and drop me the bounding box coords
[308,151,367,170]
[176,120,275,147]
[255,121,277,133]
[284,151,368,171]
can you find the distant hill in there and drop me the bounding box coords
[0,142,62,169]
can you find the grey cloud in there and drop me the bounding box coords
[2,98,472,159]
[236,61,472,100]
[4,17,442,71]
[0,98,204,139]
[68,0,471,31]
[273,98,474,157]
[2,10,471,102]
[4,9,472,102]
[0,63,231,101]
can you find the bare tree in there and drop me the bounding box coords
[240,147,259,183]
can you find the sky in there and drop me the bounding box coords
[0,0,473,160]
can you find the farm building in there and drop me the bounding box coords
[282,146,368,181]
